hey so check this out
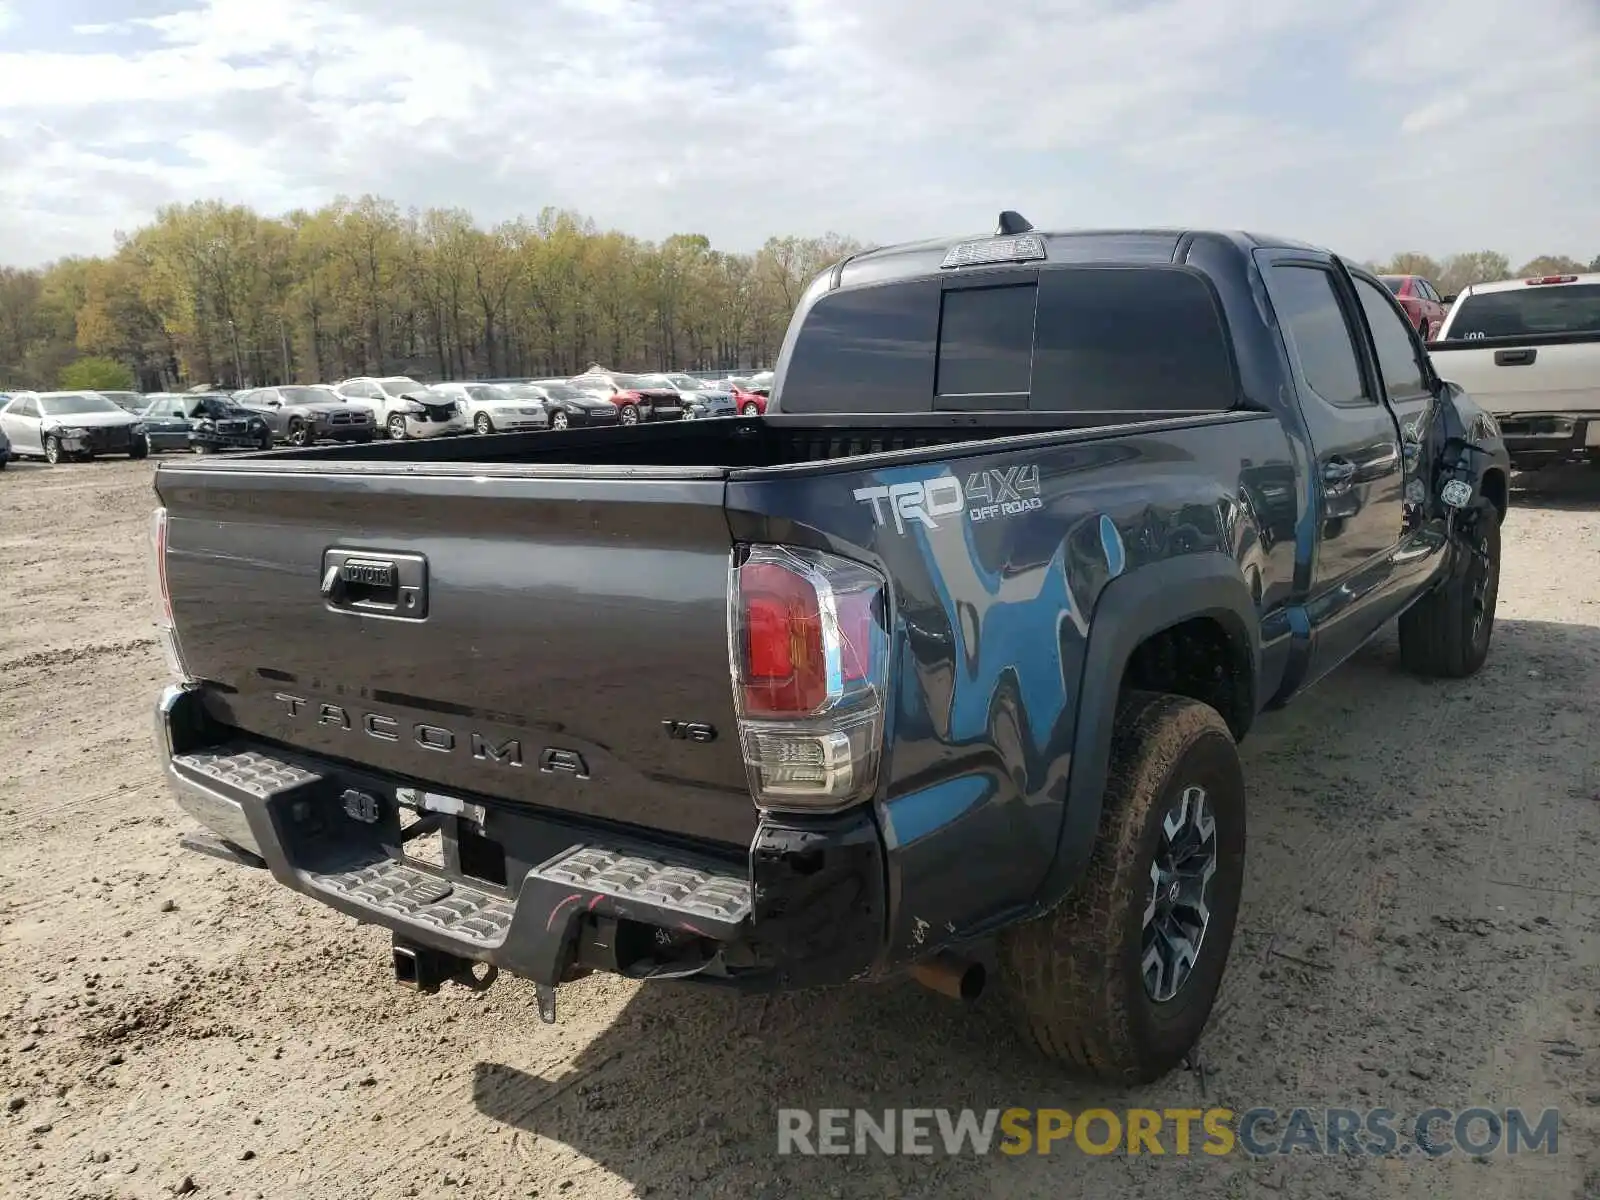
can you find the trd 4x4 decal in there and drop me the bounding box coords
[854,465,1042,534]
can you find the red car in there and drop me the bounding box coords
[727,384,767,415]
[568,371,683,425]
[1377,275,1450,341]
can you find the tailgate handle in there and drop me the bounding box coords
[1494,348,1536,366]
[321,549,428,619]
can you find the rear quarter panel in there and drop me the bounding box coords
[727,413,1299,964]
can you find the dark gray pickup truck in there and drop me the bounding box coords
[150,219,1508,1083]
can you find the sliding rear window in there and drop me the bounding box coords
[778,265,1238,414]
[1447,284,1600,339]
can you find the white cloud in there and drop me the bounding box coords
[0,0,1595,266]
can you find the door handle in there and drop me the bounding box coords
[1494,348,1536,366]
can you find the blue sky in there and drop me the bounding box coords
[0,0,1595,267]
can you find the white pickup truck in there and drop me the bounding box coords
[1428,272,1600,470]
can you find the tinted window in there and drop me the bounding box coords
[1269,266,1370,406]
[778,280,939,413]
[1448,284,1600,338]
[1354,277,1428,398]
[935,283,1036,406]
[1379,276,1405,295]
[1031,268,1237,412]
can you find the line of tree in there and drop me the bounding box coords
[1369,251,1599,298]
[0,196,1593,394]
[0,198,860,392]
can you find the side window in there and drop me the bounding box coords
[778,280,939,413]
[1268,266,1371,407]
[935,282,1036,409]
[1031,267,1237,412]
[1353,277,1429,399]
[13,397,38,418]
[1418,280,1437,303]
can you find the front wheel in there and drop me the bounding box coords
[998,692,1245,1084]
[287,419,310,447]
[1399,502,1500,677]
[387,414,408,440]
[741,402,760,416]
[44,436,62,465]
[128,437,149,461]
[549,411,570,431]
[474,413,494,435]
[618,404,640,427]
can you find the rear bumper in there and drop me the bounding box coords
[154,684,886,992]
[1495,411,1600,462]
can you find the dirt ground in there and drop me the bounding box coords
[3,455,1599,1200]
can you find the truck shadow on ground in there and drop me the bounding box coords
[1510,463,1600,511]
[470,617,1600,1197]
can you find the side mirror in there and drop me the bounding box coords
[1441,294,1457,305]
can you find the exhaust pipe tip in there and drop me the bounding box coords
[910,951,986,1002]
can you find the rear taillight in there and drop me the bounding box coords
[149,507,192,682]
[1525,275,1578,285]
[728,545,888,812]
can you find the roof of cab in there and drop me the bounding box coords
[832,227,1327,291]
[1457,271,1600,298]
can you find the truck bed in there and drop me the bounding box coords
[155,407,1265,855]
[162,410,1222,475]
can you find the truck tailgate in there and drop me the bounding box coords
[1431,341,1600,414]
[156,464,755,847]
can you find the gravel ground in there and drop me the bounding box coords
[2,456,1599,1200]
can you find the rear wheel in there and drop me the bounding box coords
[44,436,62,465]
[1399,502,1500,677]
[474,413,494,435]
[998,692,1245,1083]
[387,414,408,440]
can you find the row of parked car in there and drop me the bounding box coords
[0,367,776,466]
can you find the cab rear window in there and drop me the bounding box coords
[778,266,1238,414]
[1448,284,1600,339]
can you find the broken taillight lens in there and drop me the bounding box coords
[149,507,192,682]
[728,546,888,811]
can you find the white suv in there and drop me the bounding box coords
[332,376,469,440]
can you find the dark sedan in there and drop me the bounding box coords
[186,394,274,453]
[520,380,624,431]
[139,393,202,451]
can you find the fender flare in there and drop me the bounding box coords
[1033,552,1261,911]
